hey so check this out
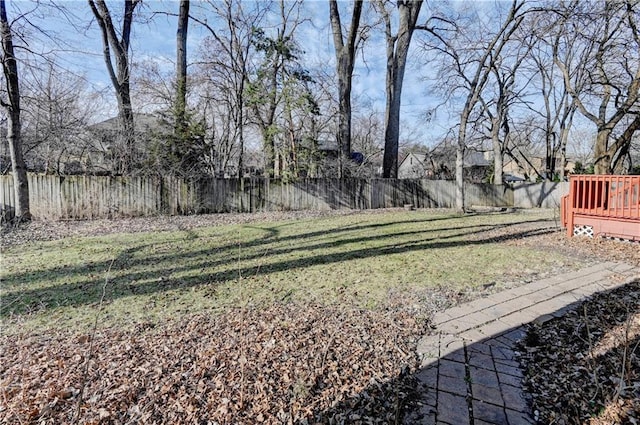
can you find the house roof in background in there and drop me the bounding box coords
[464,151,491,167]
[425,143,491,168]
[88,113,170,133]
[399,152,426,167]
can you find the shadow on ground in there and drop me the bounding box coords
[311,279,640,425]
[2,214,554,317]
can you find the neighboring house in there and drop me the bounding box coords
[503,152,575,182]
[274,137,339,178]
[400,142,492,182]
[86,113,171,175]
[398,152,427,178]
[241,150,264,177]
[1,120,92,175]
[88,113,168,134]
[274,137,368,178]
[463,151,492,182]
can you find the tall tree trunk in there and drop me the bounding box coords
[330,0,363,178]
[491,117,503,185]
[593,128,613,174]
[456,145,465,210]
[262,126,276,178]
[557,106,575,180]
[451,1,524,211]
[175,0,189,137]
[544,125,553,181]
[232,7,248,179]
[0,0,30,221]
[88,0,139,175]
[381,0,423,178]
[611,115,640,174]
[237,85,245,179]
[455,108,470,212]
[559,127,569,179]
[118,87,135,174]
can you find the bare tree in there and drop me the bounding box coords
[480,35,532,185]
[244,0,313,178]
[88,0,141,175]
[329,0,364,177]
[349,109,385,177]
[21,62,96,175]
[376,0,423,178]
[527,12,579,181]
[0,0,29,221]
[555,0,640,174]
[191,0,268,177]
[423,0,528,211]
[131,59,173,111]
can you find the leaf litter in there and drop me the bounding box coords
[519,280,640,425]
[2,208,639,424]
[1,304,428,424]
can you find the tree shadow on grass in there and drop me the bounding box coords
[2,214,460,287]
[2,220,526,294]
[2,229,556,319]
[2,215,555,318]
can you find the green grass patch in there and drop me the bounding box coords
[1,210,570,334]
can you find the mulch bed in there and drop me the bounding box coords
[519,280,640,425]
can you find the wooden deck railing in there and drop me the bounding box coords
[561,175,640,240]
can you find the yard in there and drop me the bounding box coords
[1,208,638,423]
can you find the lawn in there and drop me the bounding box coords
[2,208,608,423]
[2,209,570,335]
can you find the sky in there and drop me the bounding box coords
[3,0,449,146]
[11,0,607,157]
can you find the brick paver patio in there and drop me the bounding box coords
[405,261,640,425]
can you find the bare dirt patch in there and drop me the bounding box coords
[520,229,640,266]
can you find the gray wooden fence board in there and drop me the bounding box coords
[0,174,570,221]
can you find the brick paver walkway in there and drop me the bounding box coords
[405,261,640,425]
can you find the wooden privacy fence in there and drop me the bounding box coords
[0,175,199,220]
[561,175,640,241]
[1,174,566,221]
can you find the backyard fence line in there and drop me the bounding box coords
[0,174,568,221]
